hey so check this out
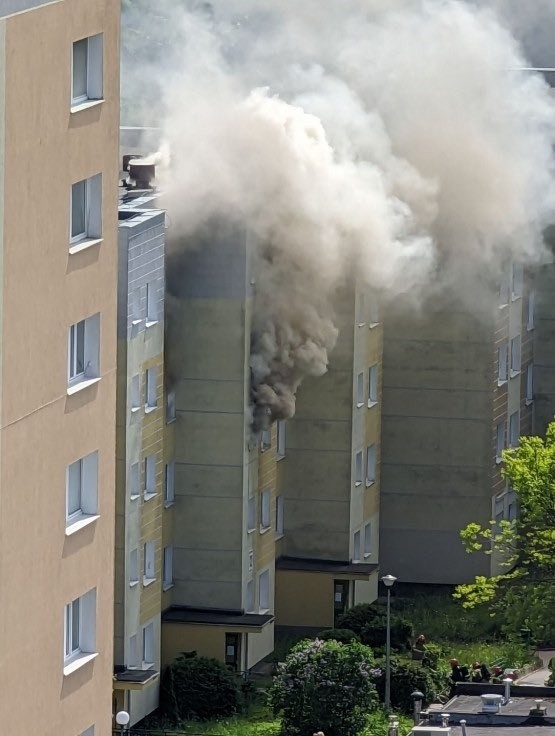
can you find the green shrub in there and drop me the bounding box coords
[374,656,448,713]
[269,638,378,736]
[336,604,382,635]
[315,628,360,643]
[336,604,413,650]
[160,654,241,721]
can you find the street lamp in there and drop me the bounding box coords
[382,574,397,711]
[115,711,130,734]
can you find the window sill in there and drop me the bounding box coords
[144,492,157,502]
[129,580,139,588]
[63,651,98,676]
[275,532,285,541]
[70,98,104,114]
[497,379,507,388]
[259,525,271,535]
[354,481,362,487]
[166,416,177,425]
[145,320,159,329]
[365,480,375,488]
[163,582,174,592]
[511,294,522,302]
[131,406,142,414]
[495,456,503,465]
[260,446,271,453]
[65,513,100,536]
[67,376,101,396]
[143,577,156,587]
[527,325,534,332]
[259,608,270,615]
[130,493,140,502]
[357,322,366,328]
[142,662,155,670]
[164,500,175,509]
[69,237,102,255]
[525,399,534,407]
[367,400,378,409]
[247,527,256,535]
[131,319,143,328]
[363,552,372,559]
[276,453,285,461]
[510,370,520,379]
[369,322,379,329]
[356,402,364,409]
[144,405,157,414]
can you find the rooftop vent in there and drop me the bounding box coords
[412,727,451,736]
[481,694,503,714]
[128,158,156,190]
[529,699,547,717]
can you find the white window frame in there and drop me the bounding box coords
[510,335,521,377]
[356,371,364,407]
[261,429,271,452]
[258,569,270,613]
[130,288,142,327]
[143,541,156,586]
[128,634,138,669]
[353,530,361,562]
[130,374,141,413]
[248,549,254,572]
[368,365,378,407]
[129,462,140,501]
[67,314,100,390]
[163,545,174,590]
[247,496,256,533]
[366,444,376,486]
[145,367,157,411]
[260,489,271,531]
[495,421,506,463]
[526,363,533,405]
[63,589,97,675]
[166,390,176,423]
[66,451,99,532]
[71,34,103,107]
[527,290,535,331]
[363,522,372,557]
[144,454,157,501]
[129,549,139,587]
[497,342,508,385]
[275,495,284,537]
[354,450,363,486]
[511,263,523,300]
[146,281,158,326]
[142,622,155,668]
[509,411,520,448]
[277,420,286,459]
[246,579,255,613]
[164,462,175,506]
[70,174,102,247]
[499,272,510,308]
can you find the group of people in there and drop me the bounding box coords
[449,658,518,696]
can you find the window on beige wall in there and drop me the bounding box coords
[368,365,378,407]
[70,174,102,246]
[366,444,376,485]
[72,34,103,106]
[509,411,520,448]
[356,372,364,407]
[354,450,363,486]
[510,336,521,377]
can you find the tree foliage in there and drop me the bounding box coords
[455,424,555,643]
[269,638,378,736]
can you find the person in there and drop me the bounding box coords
[449,658,464,697]
[480,663,491,682]
[471,661,482,682]
[492,665,504,683]
[415,634,426,650]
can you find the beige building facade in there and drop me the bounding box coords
[0,1,119,735]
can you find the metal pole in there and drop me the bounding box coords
[385,587,391,711]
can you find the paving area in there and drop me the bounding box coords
[516,649,555,686]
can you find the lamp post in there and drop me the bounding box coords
[115,710,130,734]
[382,574,397,712]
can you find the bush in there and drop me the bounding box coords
[315,628,360,643]
[269,638,378,736]
[336,604,413,650]
[374,656,449,713]
[160,654,241,721]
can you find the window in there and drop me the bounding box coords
[356,292,365,326]
[499,273,510,307]
[527,290,535,331]
[64,589,96,671]
[260,489,271,530]
[368,365,378,407]
[145,367,157,410]
[354,450,363,486]
[130,288,142,326]
[247,496,256,532]
[258,569,270,611]
[164,462,175,505]
[369,295,379,326]
[356,371,364,407]
[72,34,103,106]
[166,390,176,423]
[275,495,284,537]
[363,522,372,556]
[261,429,271,451]
[366,444,376,485]
[143,541,155,585]
[507,490,518,521]
[130,374,141,412]
[81,727,95,736]
[142,622,154,667]
[246,579,254,612]
[70,175,102,245]
[526,363,533,405]
[277,420,286,459]
[510,335,521,377]
[144,454,156,500]
[511,263,523,299]
[225,633,240,670]
[248,549,254,572]
[353,530,361,562]
[128,634,138,669]
[497,342,508,385]
[494,494,505,529]
[496,421,506,462]
[146,281,158,324]
[129,462,140,500]
[67,314,100,388]
[163,545,174,589]
[509,411,519,448]
[129,549,138,586]
[66,452,98,525]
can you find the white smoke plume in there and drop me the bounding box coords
[122,0,555,427]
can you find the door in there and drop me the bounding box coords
[333,580,350,625]
[225,633,241,671]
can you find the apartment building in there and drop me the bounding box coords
[275,287,382,630]
[379,264,534,584]
[0,2,119,735]
[113,192,167,726]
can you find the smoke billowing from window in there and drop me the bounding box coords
[123,0,555,428]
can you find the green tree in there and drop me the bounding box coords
[455,423,555,644]
[269,638,378,736]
